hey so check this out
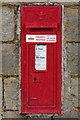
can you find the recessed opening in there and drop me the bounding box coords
[26,28,54,33]
[34,77,36,82]
[30,28,53,32]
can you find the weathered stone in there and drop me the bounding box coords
[0,6,2,41]
[61,2,79,6]
[62,77,78,118]
[2,111,54,119]
[0,77,2,120]
[2,7,14,41]
[0,77,2,107]
[1,0,47,2]
[64,7,78,42]
[70,77,78,98]
[3,111,28,118]
[63,93,73,111]
[63,94,78,118]
[79,77,80,108]
[62,62,79,117]
[4,78,19,110]
[67,43,78,75]
[2,44,19,75]
[51,0,79,2]
[64,111,78,118]
[17,6,20,41]
[78,44,80,76]
[0,44,2,75]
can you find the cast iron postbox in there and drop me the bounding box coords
[21,6,61,114]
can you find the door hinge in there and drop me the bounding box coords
[27,102,28,107]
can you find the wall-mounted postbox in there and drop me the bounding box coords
[21,6,61,114]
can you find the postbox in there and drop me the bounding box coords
[21,6,61,114]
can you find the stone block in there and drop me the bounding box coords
[64,7,78,42]
[0,77,2,108]
[62,77,78,118]
[0,44,2,75]
[51,0,79,2]
[1,0,47,2]
[70,77,78,98]
[63,95,78,118]
[0,77,2,120]
[67,43,78,75]
[0,7,2,41]
[2,111,28,118]
[2,44,19,75]
[17,6,20,42]
[70,77,78,109]
[4,78,19,110]
[61,2,79,6]
[64,110,78,118]
[2,7,14,41]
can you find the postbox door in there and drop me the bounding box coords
[28,44,54,106]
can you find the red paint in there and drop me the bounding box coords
[21,6,61,113]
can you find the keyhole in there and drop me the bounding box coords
[34,77,36,82]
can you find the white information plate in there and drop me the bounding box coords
[26,35,56,43]
[35,45,46,70]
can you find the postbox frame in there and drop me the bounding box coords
[21,6,62,114]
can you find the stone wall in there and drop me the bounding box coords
[0,1,79,119]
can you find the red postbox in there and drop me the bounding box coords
[21,6,61,114]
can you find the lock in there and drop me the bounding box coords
[21,6,61,114]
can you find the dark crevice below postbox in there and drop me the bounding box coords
[21,6,61,114]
